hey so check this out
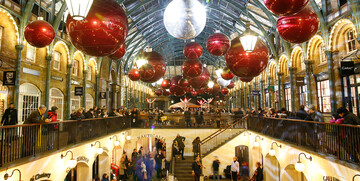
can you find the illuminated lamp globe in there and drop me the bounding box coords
[66,0,128,56]
[114,140,120,147]
[253,141,260,147]
[126,135,131,140]
[68,158,77,169]
[264,0,309,16]
[184,41,203,59]
[269,148,276,156]
[65,0,93,20]
[96,147,104,154]
[295,162,305,172]
[206,31,230,56]
[182,59,203,78]
[128,68,140,81]
[163,0,207,40]
[109,44,126,60]
[24,17,55,48]
[139,64,156,82]
[277,6,319,44]
[240,22,258,53]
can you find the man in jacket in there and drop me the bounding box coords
[337,107,360,125]
[305,105,324,122]
[1,103,18,146]
[184,108,191,127]
[296,105,308,120]
[174,134,186,160]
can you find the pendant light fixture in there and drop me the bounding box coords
[240,21,258,52]
[65,0,94,20]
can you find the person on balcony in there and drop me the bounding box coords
[174,134,186,160]
[192,137,201,159]
[305,105,324,122]
[337,107,360,125]
[131,108,140,127]
[184,108,192,127]
[85,108,95,118]
[195,110,204,128]
[296,105,308,120]
[47,106,59,150]
[1,103,18,146]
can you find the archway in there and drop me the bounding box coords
[49,88,64,120]
[264,154,280,181]
[282,164,308,181]
[18,83,41,123]
[76,162,90,181]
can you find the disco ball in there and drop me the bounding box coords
[163,0,207,40]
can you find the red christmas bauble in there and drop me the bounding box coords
[178,78,189,87]
[213,84,221,93]
[182,59,203,78]
[277,6,319,44]
[161,79,171,89]
[155,89,163,96]
[170,85,186,97]
[163,91,170,96]
[24,19,55,48]
[139,64,155,82]
[206,33,230,56]
[221,88,229,95]
[205,87,213,93]
[171,75,183,86]
[225,37,269,78]
[66,0,128,56]
[197,89,205,95]
[141,51,166,83]
[227,81,235,89]
[189,67,210,89]
[221,68,235,80]
[109,44,126,60]
[240,77,254,82]
[128,68,140,81]
[264,0,309,16]
[184,42,203,59]
[191,91,198,97]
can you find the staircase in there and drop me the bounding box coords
[174,156,195,181]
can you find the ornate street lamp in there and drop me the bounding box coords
[65,0,94,20]
[240,21,258,52]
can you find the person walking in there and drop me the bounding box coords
[239,162,249,181]
[212,156,220,181]
[174,134,186,160]
[1,103,18,146]
[192,157,203,181]
[230,157,240,181]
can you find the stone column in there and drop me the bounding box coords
[289,67,296,112]
[14,45,24,109]
[268,77,273,108]
[326,50,337,113]
[277,73,283,109]
[111,83,117,111]
[66,64,73,120]
[260,80,265,109]
[253,82,258,110]
[45,55,52,108]
[125,86,128,108]
[240,88,243,110]
[248,83,252,109]
[95,74,100,107]
[83,70,88,110]
[304,60,313,106]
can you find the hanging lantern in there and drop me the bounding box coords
[264,0,309,16]
[239,22,258,53]
[189,67,210,89]
[184,41,203,59]
[182,59,203,78]
[277,6,319,44]
[66,0,128,56]
[139,64,155,82]
[155,89,163,96]
[24,17,55,48]
[221,68,235,80]
[161,79,171,89]
[227,81,235,89]
[109,44,126,60]
[206,31,230,56]
[163,0,206,40]
[65,0,94,20]
[221,88,229,95]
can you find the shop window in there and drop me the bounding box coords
[86,93,94,110]
[70,91,81,113]
[19,83,41,123]
[73,59,79,76]
[0,26,3,51]
[26,43,36,63]
[87,66,92,81]
[285,86,292,112]
[299,85,308,106]
[345,29,357,54]
[53,51,61,70]
[317,80,331,112]
[319,43,327,64]
[49,88,64,120]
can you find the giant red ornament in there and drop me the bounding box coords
[139,64,155,82]
[182,59,203,78]
[163,91,170,96]
[161,79,171,89]
[191,91,198,97]
[277,6,319,44]
[225,37,269,78]
[24,18,55,48]
[240,77,254,82]
[206,33,230,56]
[184,42,203,59]
[170,85,186,97]
[212,84,221,93]
[66,0,128,56]
[221,68,235,80]
[128,68,140,81]
[171,76,183,86]
[264,0,309,16]
[189,68,210,89]
[205,87,213,94]
[221,88,229,95]
[178,78,189,87]
[197,89,205,95]
[227,81,235,89]
[155,89,163,96]
[109,44,126,60]
[141,51,166,83]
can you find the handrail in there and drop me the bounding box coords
[257,116,360,127]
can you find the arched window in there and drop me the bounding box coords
[86,93,94,110]
[53,51,61,70]
[19,83,41,123]
[73,59,79,76]
[87,66,92,81]
[318,43,327,64]
[345,29,357,54]
[49,88,64,120]
[26,42,36,63]
[71,91,81,113]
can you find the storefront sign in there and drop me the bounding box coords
[23,67,40,76]
[100,92,107,99]
[137,134,166,141]
[30,173,51,181]
[3,71,16,85]
[75,87,83,96]
[77,156,89,163]
[296,77,305,86]
[51,75,63,81]
[340,61,355,76]
[252,90,260,96]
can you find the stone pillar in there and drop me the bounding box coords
[130,87,133,108]
[304,60,313,106]
[111,83,117,110]
[289,67,296,112]
[248,83,252,109]
[66,64,73,120]
[268,77,273,108]
[277,73,283,109]
[240,88,243,110]
[326,50,337,113]
[125,86,128,108]
[14,45,24,109]
[83,70,88,110]
[260,80,265,109]
[253,82,258,110]
[45,55,52,108]
[95,74,100,107]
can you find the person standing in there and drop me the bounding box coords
[212,156,220,181]
[192,157,203,181]
[215,109,221,128]
[47,106,59,150]
[174,134,186,160]
[184,108,192,127]
[250,162,263,181]
[131,108,139,127]
[192,137,201,159]
[1,103,18,146]
[230,157,240,181]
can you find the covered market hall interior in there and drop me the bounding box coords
[0,0,359,180]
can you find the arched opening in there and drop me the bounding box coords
[49,88,64,120]
[18,83,41,123]
[65,166,77,181]
[70,91,81,113]
[92,155,100,180]
[76,162,90,181]
[282,164,308,181]
[264,154,280,181]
